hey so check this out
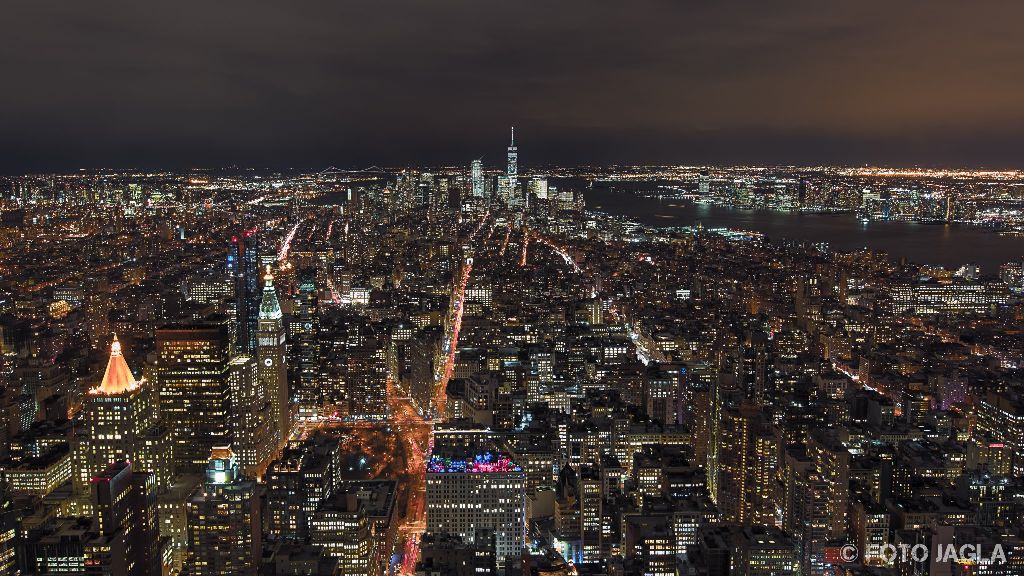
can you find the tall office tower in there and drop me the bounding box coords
[577,465,603,563]
[736,331,772,406]
[470,159,484,198]
[228,230,261,353]
[704,372,741,504]
[155,319,232,472]
[506,127,517,180]
[309,495,372,575]
[527,177,548,200]
[293,267,320,419]
[426,452,526,570]
[781,446,831,576]
[698,171,710,196]
[345,340,389,420]
[409,328,441,417]
[186,448,262,576]
[266,433,342,542]
[257,267,289,446]
[74,335,173,499]
[90,461,162,576]
[33,461,161,573]
[227,355,275,478]
[805,428,850,540]
[713,402,781,526]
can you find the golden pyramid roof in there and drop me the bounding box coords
[91,334,139,395]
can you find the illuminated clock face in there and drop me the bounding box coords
[263,358,273,367]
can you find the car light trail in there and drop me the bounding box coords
[433,255,473,416]
[533,233,581,273]
[520,229,529,267]
[277,221,302,263]
[499,224,511,256]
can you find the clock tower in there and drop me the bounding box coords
[257,266,289,446]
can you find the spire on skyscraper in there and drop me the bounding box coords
[507,126,518,179]
[259,265,282,320]
[93,334,139,395]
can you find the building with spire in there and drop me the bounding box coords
[507,127,517,180]
[74,335,173,501]
[498,128,520,206]
[257,267,290,447]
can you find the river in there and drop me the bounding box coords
[582,183,1022,274]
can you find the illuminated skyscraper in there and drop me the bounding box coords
[708,397,781,528]
[266,433,342,542]
[506,127,517,180]
[426,452,526,569]
[806,429,850,540]
[90,461,163,576]
[30,461,163,576]
[228,230,261,353]
[527,177,548,200]
[496,128,520,206]
[75,335,173,498]
[227,355,275,478]
[293,267,321,419]
[470,159,484,198]
[257,267,290,445]
[155,320,232,472]
[186,447,262,576]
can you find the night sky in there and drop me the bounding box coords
[3,1,1024,173]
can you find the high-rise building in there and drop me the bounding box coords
[470,159,484,198]
[91,461,162,576]
[186,447,262,576]
[227,355,275,478]
[497,128,520,206]
[257,267,290,446]
[425,451,526,569]
[806,428,850,540]
[320,480,397,576]
[293,267,321,419]
[155,319,232,472]
[506,127,517,181]
[527,177,548,200]
[345,339,389,420]
[74,335,173,498]
[266,433,342,542]
[31,462,163,576]
[228,230,261,353]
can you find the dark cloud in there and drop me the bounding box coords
[2,0,1024,172]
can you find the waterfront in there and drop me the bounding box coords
[584,184,1022,273]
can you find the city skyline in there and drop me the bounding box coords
[3,3,1024,576]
